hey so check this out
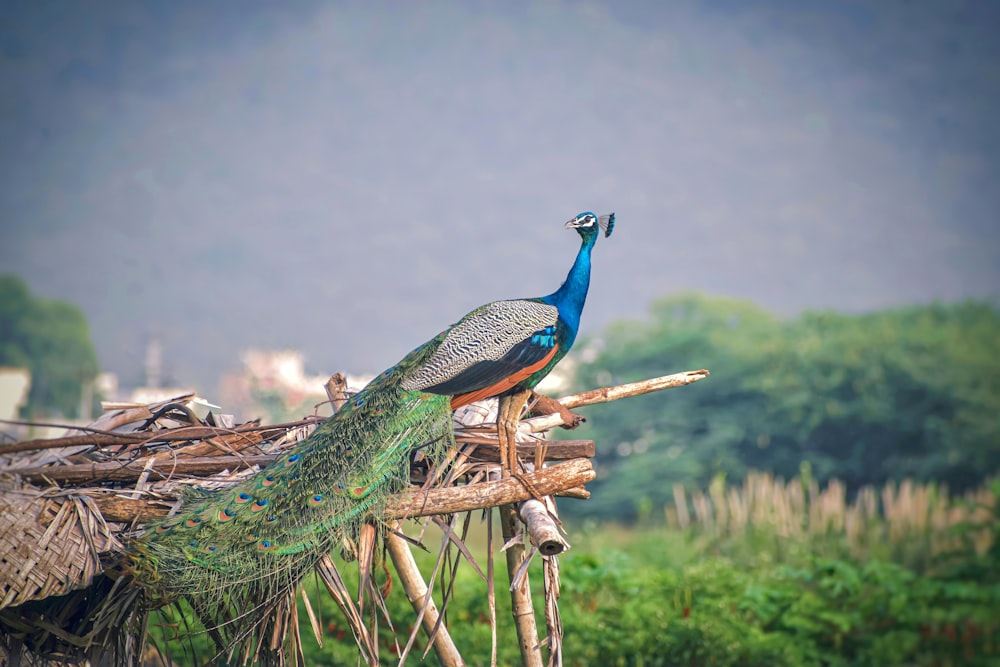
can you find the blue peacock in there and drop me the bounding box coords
[128,211,614,655]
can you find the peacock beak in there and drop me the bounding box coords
[565,217,581,229]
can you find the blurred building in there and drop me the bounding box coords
[219,349,373,424]
[0,368,31,423]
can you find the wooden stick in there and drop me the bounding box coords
[501,505,542,667]
[14,437,593,486]
[526,369,710,432]
[12,455,278,484]
[93,458,596,523]
[517,498,568,556]
[390,459,593,519]
[385,523,465,667]
[464,440,594,462]
[323,373,351,414]
[0,417,323,456]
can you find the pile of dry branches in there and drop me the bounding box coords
[0,369,708,666]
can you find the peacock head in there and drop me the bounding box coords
[565,211,615,241]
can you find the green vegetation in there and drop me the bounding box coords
[148,476,999,666]
[0,275,99,418]
[7,285,991,664]
[569,292,1000,520]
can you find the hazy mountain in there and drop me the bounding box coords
[1,0,998,394]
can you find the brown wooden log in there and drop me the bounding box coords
[0,418,323,456]
[389,459,594,519]
[500,505,543,667]
[12,455,277,484]
[87,496,176,523]
[460,439,595,462]
[92,458,595,524]
[147,429,267,462]
[525,369,710,433]
[518,498,568,556]
[558,369,710,409]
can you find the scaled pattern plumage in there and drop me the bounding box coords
[402,300,559,395]
[127,211,614,657]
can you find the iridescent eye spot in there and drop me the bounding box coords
[189,540,198,548]
[383,369,392,376]
[344,444,354,454]
[262,475,276,487]
[350,486,370,498]
[156,525,173,534]
[218,508,236,522]
[353,397,365,407]
[186,518,202,527]
[204,545,217,553]
[244,533,259,542]
[284,454,300,468]
[333,482,346,495]
[309,494,325,506]
[235,492,252,504]
[265,516,277,523]
[288,474,301,485]
[258,540,273,551]
[251,498,269,512]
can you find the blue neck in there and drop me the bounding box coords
[542,235,595,344]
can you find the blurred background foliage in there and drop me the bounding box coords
[0,275,99,419]
[567,292,1000,521]
[5,283,999,664]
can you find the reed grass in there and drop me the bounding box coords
[666,471,995,571]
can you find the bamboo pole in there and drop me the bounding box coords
[385,523,465,667]
[518,497,568,556]
[500,505,543,667]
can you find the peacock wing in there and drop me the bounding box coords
[400,299,560,404]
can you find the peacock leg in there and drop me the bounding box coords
[497,389,544,500]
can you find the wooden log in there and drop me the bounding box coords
[385,524,465,667]
[526,369,710,432]
[558,486,590,500]
[389,459,594,519]
[86,495,176,523]
[148,429,267,462]
[93,458,595,523]
[559,369,710,408]
[461,439,594,462]
[501,505,543,667]
[0,418,323,456]
[13,455,277,484]
[518,498,568,556]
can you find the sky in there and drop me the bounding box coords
[1,0,998,393]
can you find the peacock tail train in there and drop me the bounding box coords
[128,338,456,646]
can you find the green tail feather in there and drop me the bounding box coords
[128,340,453,647]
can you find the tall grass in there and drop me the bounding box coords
[666,471,996,571]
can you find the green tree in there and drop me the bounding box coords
[0,276,99,418]
[567,293,1000,520]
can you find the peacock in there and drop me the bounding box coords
[127,211,614,660]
